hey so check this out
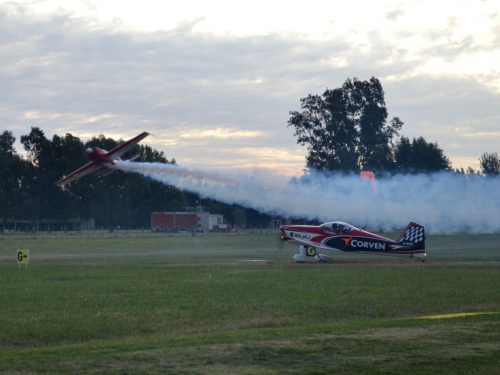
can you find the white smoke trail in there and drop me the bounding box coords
[114,161,500,234]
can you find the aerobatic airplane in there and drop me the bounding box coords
[280,221,426,263]
[55,131,149,186]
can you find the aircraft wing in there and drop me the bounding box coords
[106,131,149,160]
[54,161,101,186]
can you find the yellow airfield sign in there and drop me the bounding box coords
[17,249,29,266]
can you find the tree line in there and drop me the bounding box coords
[0,128,271,232]
[1,77,498,232]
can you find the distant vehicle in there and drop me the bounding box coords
[55,131,149,186]
[211,224,231,233]
[280,221,426,263]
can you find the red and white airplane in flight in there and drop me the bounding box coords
[55,131,149,186]
[280,221,426,263]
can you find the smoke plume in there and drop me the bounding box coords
[114,161,500,234]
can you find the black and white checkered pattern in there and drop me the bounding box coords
[401,225,424,243]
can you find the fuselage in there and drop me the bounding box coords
[280,222,392,250]
[280,221,426,261]
[86,147,112,164]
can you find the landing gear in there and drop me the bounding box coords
[410,254,426,263]
[294,246,334,263]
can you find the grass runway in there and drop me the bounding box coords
[1,230,499,374]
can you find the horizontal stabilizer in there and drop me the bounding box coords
[124,153,140,162]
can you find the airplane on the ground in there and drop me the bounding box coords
[280,221,426,263]
[55,131,149,186]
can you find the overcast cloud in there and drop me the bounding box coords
[1,0,499,175]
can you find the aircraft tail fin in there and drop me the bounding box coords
[396,222,425,250]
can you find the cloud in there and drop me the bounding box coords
[180,128,262,139]
[384,75,500,167]
[0,1,499,174]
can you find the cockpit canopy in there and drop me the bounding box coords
[320,221,357,234]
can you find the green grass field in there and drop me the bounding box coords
[1,230,499,374]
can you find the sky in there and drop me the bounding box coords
[1,0,499,176]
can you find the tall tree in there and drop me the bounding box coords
[479,152,500,176]
[393,136,451,173]
[50,133,88,224]
[0,131,29,230]
[288,77,402,172]
[363,143,396,171]
[20,128,88,228]
[20,127,57,223]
